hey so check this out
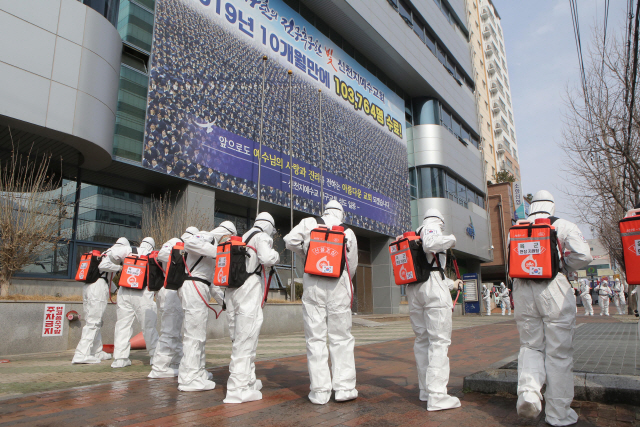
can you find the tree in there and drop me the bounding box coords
[0,143,67,297]
[140,190,215,246]
[495,170,516,183]
[524,193,533,204]
[561,23,640,283]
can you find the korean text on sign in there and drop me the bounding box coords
[42,304,65,337]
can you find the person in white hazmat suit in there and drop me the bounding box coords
[579,279,594,316]
[179,221,237,391]
[595,280,612,316]
[148,227,198,379]
[283,200,358,405]
[111,237,159,368]
[513,190,592,426]
[405,209,463,411]
[224,212,280,404]
[72,237,132,364]
[612,278,626,315]
[482,284,492,316]
[498,282,512,316]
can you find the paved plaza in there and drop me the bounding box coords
[0,311,638,426]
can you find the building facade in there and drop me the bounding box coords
[477,0,521,182]
[0,0,491,313]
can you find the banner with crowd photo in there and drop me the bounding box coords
[143,0,410,236]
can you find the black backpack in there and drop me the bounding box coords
[146,252,165,292]
[226,230,262,288]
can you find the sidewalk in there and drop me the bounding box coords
[0,314,509,398]
[1,314,638,426]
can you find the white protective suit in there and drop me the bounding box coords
[284,200,358,405]
[224,213,280,404]
[178,221,237,392]
[513,191,592,426]
[72,238,132,364]
[498,282,512,316]
[148,227,198,379]
[612,278,626,315]
[579,279,594,316]
[404,209,463,411]
[482,285,491,316]
[111,237,159,368]
[595,280,612,316]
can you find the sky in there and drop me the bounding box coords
[493,0,629,236]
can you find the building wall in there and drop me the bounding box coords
[0,0,122,170]
[478,0,521,181]
[466,0,498,183]
[483,182,513,277]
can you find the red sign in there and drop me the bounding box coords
[42,304,65,337]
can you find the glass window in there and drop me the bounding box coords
[114,64,148,161]
[419,167,444,198]
[445,173,457,200]
[461,128,470,144]
[413,18,425,42]
[387,0,398,7]
[471,136,479,149]
[412,98,440,125]
[409,168,418,200]
[342,40,355,58]
[330,30,343,48]
[117,0,154,52]
[441,108,452,129]
[425,32,436,54]
[452,118,461,138]
[457,180,467,205]
[399,0,412,24]
[437,45,446,65]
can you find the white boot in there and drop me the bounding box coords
[427,393,461,411]
[335,389,358,402]
[517,391,542,419]
[308,390,331,405]
[111,358,132,368]
[224,388,262,404]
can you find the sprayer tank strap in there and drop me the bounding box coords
[243,230,263,275]
[186,276,211,286]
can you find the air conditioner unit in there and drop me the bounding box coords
[492,102,500,113]
[488,63,495,75]
[483,25,490,38]
[481,7,489,20]
[490,81,498,93]
[497,143,505,153]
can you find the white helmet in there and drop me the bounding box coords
[529,190,555,217]
[115,237,130,246]
[324,199,345,222]
[255,212,276,236]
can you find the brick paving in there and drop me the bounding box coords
[1,317,639,426]
[0,315,509,398]
[0,313,638,426]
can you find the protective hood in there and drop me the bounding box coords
[500,282,506,291]
[181,226,199,241]
[421,208,445,232]
[528,190,555,218]
[615,278,621,286]
[323,200,344,223]
[115,237,130,246]
[211,221,237,243]
[254,212,276,237]
[482,284,487,290]
[140,237,155,252]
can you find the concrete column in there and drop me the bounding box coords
[177,183,216,228]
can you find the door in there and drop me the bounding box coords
[354,265,373,314]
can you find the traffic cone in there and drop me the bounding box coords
[130,332,146,350]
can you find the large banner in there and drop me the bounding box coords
[143,0,410,236]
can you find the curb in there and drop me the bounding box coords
[463,369,640,405]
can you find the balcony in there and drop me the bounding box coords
[497,143,505,154]
[494,122,503,134]
[481,6,489,20]
[492,102,501,113]
[485,44,494,57]
[483,25,491,38]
